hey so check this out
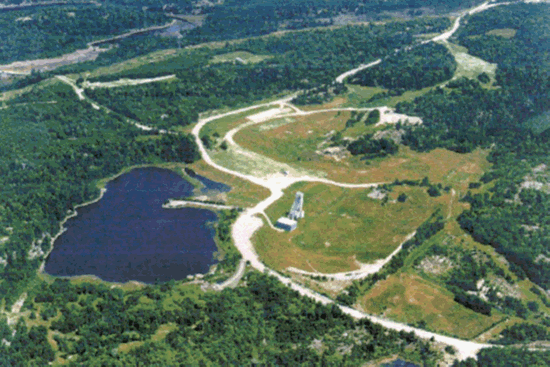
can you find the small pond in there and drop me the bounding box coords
[45,167,228,284]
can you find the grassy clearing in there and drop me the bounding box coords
[86,49,178,79]
[210,142,321,179]
[443,41,497,82]
[358,271,505,339]
[210,51,272,64]
[235,110,490,186]
[256,182,448,273]
[342,84,386,108]
[299,96,349,111]
[188,160,270,207]
[486,28,517,38]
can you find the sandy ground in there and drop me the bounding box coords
[83,74,176,89]
[163,200,236,210]
[246,107,292,123]
[376,106,422,126]
[0,47,106,74]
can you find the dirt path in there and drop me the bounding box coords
[337,1,519,83]
[215,259,247,290]
[83,74,176,89]
[335,59,382,83]
[448,188,456,219]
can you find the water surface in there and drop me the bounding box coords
[45,167,222,283]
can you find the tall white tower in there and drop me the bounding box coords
[289,192,305,220]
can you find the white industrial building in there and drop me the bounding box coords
[276,192,305,231]
[275,217,298,231]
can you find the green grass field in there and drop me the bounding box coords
[486,28,517,39]
[255,182,449,273]
[188,160,271,207]
[443,41,497,83]
[358,270,506,339]
[234,109,490,187]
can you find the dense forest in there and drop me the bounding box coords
[394,3,550,289]
[0,272,444,365]
[0,82,200,304]
[349,43,457,91]
[0,3,168,63]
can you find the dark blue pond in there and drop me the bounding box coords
[45,167,223,284]
[381,359,419,367]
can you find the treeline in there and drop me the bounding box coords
[350,43,457,91]
[498,323,549,345]
[54,33,183,76]
[0,0,453,82]
[0,82,200,305]
[0,3,168,63]
[292,82,347,106]
[347,135,399,158]
[80,16,447,81]
[0,272,442,365]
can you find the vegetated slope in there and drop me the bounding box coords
[0,273,445,365]
[394,3,550,289]
[0,83,200,304]
[84,18,449,129]
[349,43,457,91]
[0,3,168,63]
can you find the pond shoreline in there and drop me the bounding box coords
[41,165,230,285]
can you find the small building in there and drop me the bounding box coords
[276,217,297,232]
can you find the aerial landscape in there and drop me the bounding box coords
[0,0,549,365]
